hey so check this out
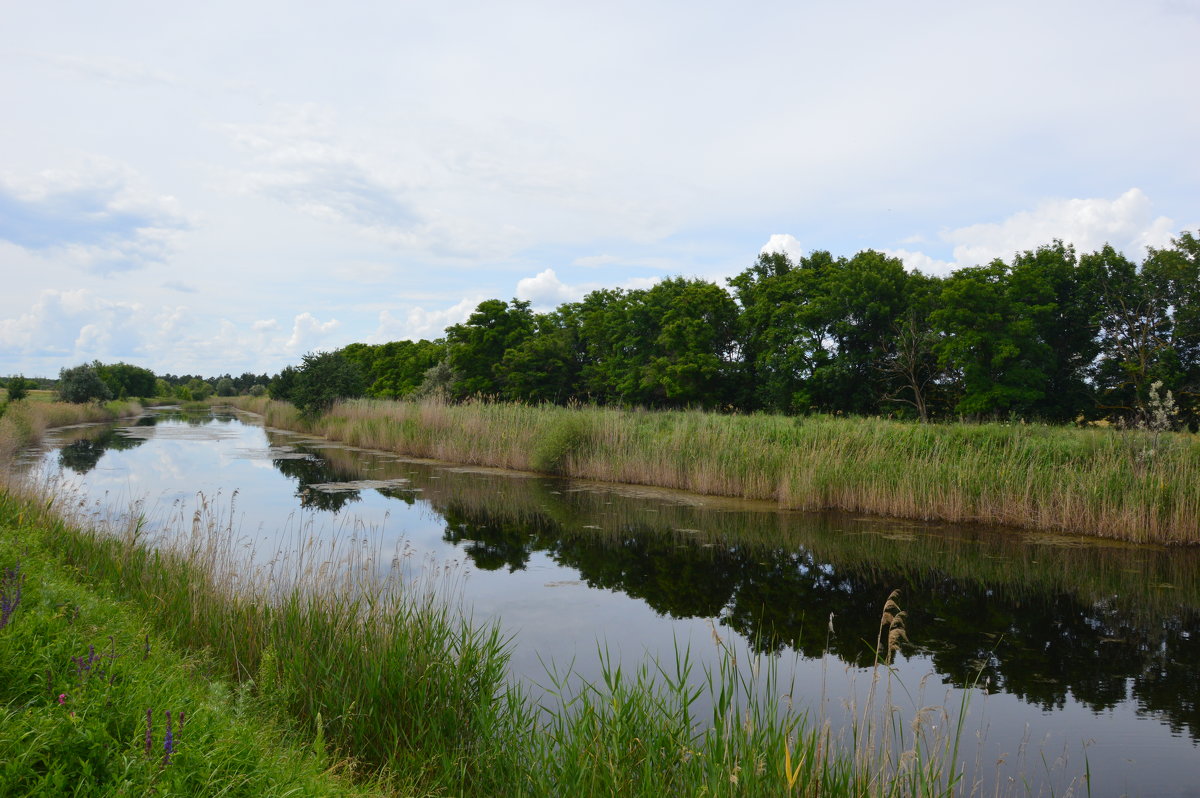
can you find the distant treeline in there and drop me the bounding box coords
[268,232,1200,429]
[3,365,271,404]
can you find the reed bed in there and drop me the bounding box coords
[228,396,1200,544]
[0,396,144,464]
[0,470,1019,797]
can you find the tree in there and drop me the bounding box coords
[291,351,365,417]
[95,362,157,399]
[58,364,112,404]
[215,377,237,397]
[445,299,536,398]
[269,366,299,402]
[4,375,32,402]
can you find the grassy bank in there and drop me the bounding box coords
[0,394,145,464]
[0,493,392,795]
[0,476,990,797]
[227,396,1200,544]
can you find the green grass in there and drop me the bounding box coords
[227,396,1200,544]
[0,503,392,796]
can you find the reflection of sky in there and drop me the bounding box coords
[28,411,1200,798]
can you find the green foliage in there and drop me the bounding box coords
[95,361,157,399]
[446,299,536,398]
[341,339,446,398]
[531,412,592,473]
[0,505,388,797]
[57,364,113,404]
[4,375,32,403]
[214,377,236,397]
[290,351,365,417]
[266,229,1200,426]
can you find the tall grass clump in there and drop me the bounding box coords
[226,396,1200,544]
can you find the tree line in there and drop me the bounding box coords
[271,232,1199,428]
[18,231,1197,429]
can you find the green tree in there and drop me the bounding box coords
[269,366,299,402]
[445,299,536,398]
[58,363,113,404]
[215,377,237,397]
[291,351,365,417]
[4,375,32,403]
[95,362,157,399]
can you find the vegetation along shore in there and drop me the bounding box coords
[1,476,988,797]
[227,395,1200,545]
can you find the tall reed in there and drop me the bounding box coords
[0,398,144,464]
[227,396,1200,544]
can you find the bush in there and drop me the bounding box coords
[291,352,365,417]
[4,376,31,403]
[58,365,112,404]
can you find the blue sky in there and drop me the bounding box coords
[2,0,1198,377]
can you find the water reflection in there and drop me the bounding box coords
[27,409,1200,792]
[281,433,1200,742]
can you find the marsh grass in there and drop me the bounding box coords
[228,396,1200,543]
[0,397,144,464]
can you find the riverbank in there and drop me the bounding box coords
[0,485,393,796]
[0,394,146,464]
[225,396,1200,545]
[1,469,978,797]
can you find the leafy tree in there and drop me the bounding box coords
[4,375,32,403]
[495,310,584,403]
[291,351,365,417]
[342,339,446,398]
[58,363,112,404]
[269,366,299,402]
[215,377,237,397]
[176,378,214,401]
[445,299,536,398]
[95,362,157,399]
[931,261,1049,418]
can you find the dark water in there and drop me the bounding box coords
[21,408,1200,797]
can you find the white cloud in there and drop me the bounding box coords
[368,298,481,343]
[883,248,954,275]
[760,234,804,264]
[284,312,340,351]
[943,188,1175,267]
[0,161,190,273]
[515,268,582,306]
[889,189,1183,275]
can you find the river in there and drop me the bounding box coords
[18,406,1200,797]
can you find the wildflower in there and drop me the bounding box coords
[163,711,174,765]
[58,693,67,705]
[0,563,23,630]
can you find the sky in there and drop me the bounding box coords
[2,0,1198,378]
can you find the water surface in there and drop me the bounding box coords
[23,408,1200,797]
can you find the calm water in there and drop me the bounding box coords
[21,407,1200,797]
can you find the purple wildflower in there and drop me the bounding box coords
[0,563,23,630]
[163,711,174,765]
[58,693,67,705]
